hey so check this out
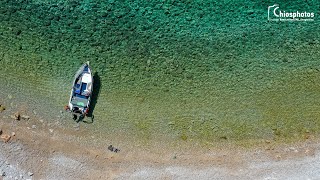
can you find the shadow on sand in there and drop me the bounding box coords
[80,72,101,124]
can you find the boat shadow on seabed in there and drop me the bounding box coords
[75,72,101,124]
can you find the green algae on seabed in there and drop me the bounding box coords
[0,0,320,145]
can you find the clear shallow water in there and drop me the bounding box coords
[1,0,320,144]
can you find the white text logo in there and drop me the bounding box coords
[268,4,314,21]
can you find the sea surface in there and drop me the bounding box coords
[0,0,320,144]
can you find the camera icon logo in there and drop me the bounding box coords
[268,4,280,21]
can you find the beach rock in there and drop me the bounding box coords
[11,112,20,120]
[0,105,5,112]
[108,145,120,153]
[108,145,114,152]
[27,172,33,176]
[0,134,11,143]
[21,115,30,120]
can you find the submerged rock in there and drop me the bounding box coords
[21,115,30,120]
[0,105,5,112]
[1,170,6,177]
[11,112,20,120]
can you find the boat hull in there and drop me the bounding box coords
[68,62,93,116]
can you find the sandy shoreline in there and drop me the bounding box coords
[0,112,320,179]
[1,84,320,179]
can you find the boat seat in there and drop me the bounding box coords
[75,93,87,99]
[75,89,80,94]
[80,83,87,95]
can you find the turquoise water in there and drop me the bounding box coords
[1,0,320,144]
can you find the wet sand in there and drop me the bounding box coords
[0,105,320,179]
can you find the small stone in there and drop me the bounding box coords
[1,170,6,176]
[289,147,295,151]
[0,129,2,135]
[305,129,310,133]
[108,145,120,153]
[8,94,12,99]
[31,125,36,129]
[11,132,15,136]
[186,16,192,21]
[15,29,22,35]
[0,105,5,112]
[44,20,51,26]
[1,134,11,143]
[21,115,30,120]
[27,172,33,176]
[108,145,114,152]
[12,112,20,120]
[5,161,9,165]
[114,148,120,153]
[49,129,53,133]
